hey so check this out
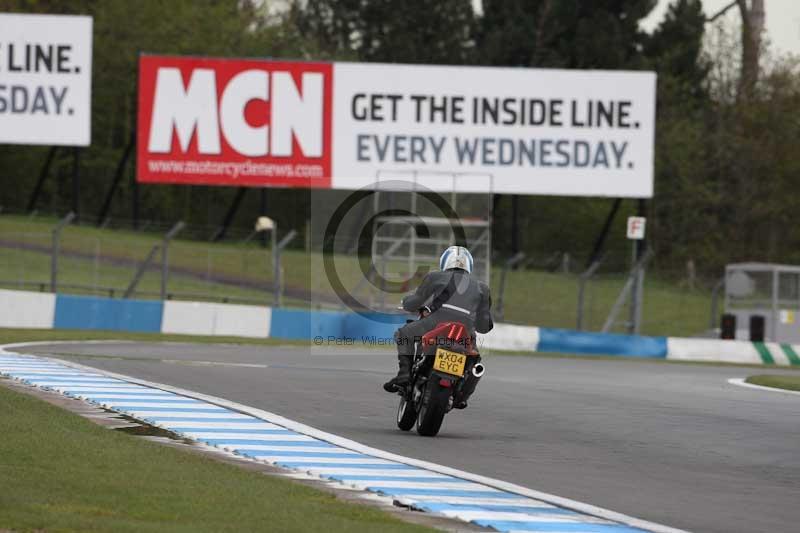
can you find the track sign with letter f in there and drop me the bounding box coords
[627,216,646,240]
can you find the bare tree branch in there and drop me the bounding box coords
[705,0,738,23]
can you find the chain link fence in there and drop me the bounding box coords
[492,249,716,338]
[0,217,281,306]
[0,213,716,337]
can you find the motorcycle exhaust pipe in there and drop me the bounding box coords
[458,362,484,407]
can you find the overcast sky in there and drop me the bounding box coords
[641,0,800,56]
[471,0,800,56]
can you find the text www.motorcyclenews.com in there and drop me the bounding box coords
[147,159,324,179]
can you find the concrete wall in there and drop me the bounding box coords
[0,289,55,329]
[161,300,271,338]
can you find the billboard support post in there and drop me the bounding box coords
[27,147,59,213]
[72,148,81,222]
[259,189,268,249]
[97,135,135,226]
[511,196,520,255]
[212,188,247,242]
[586,199,622,269]
[272,228,278,306]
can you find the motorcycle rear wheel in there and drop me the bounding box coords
[396,396,417,431]
[416,381,450,436]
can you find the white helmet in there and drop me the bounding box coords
[439,245,473,273]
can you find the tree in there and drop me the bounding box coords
[477,1,658,258]
[290,0,476,64]
[706,0,766,100]
[0,0,308,231]
[641,0,711,268]
[478,0,657,69]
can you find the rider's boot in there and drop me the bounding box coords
[383,356,411,392]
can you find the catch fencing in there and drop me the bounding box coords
[0,214,717,337]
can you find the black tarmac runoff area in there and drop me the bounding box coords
[17,341,800,533]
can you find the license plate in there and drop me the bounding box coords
[433,348,467,377]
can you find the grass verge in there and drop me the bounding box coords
[1,214,712,337]
[0,327,311,347]
[745,374,800,392]
[0,380,434,532]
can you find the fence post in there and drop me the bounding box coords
[161,221,186,300]
[274,229,297,307]
[576,259,602,331]
[602,250,653,333]
[496,252,526,322]
[709,276,725,331]
[124,244,160,299]
[50,212,76,293]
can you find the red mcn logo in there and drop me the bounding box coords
[137,56,333,188]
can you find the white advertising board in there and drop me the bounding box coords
[332,63,656,198]
[0,13,93,146]
[137,56,655,198]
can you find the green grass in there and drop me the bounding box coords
[0,214,714,336]
[0,383,434,533]
[489,267,711,337]
[0,327,312,347]
[746,374,800,392]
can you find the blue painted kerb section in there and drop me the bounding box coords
[538,327,667,358]
[54,294,163,333]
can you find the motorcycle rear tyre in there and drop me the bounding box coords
[416,381,449,436]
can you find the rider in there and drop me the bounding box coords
[383,245,493,392]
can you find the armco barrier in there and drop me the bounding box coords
[1,288,798,365]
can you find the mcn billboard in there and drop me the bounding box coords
[137,55,656,198]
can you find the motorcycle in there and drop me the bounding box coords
[395,318,485,436]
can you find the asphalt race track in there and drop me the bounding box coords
[18,342,800,533]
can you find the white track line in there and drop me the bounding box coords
[96,402,221,409]
[230,446,358,454]
[307,468,453,478]
[181,432,292,440]
[121,411,253,419]
[727,377,800,396]
[0,342,688,533]
[142,421,282,430]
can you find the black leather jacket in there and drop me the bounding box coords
[401,269,494,334]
